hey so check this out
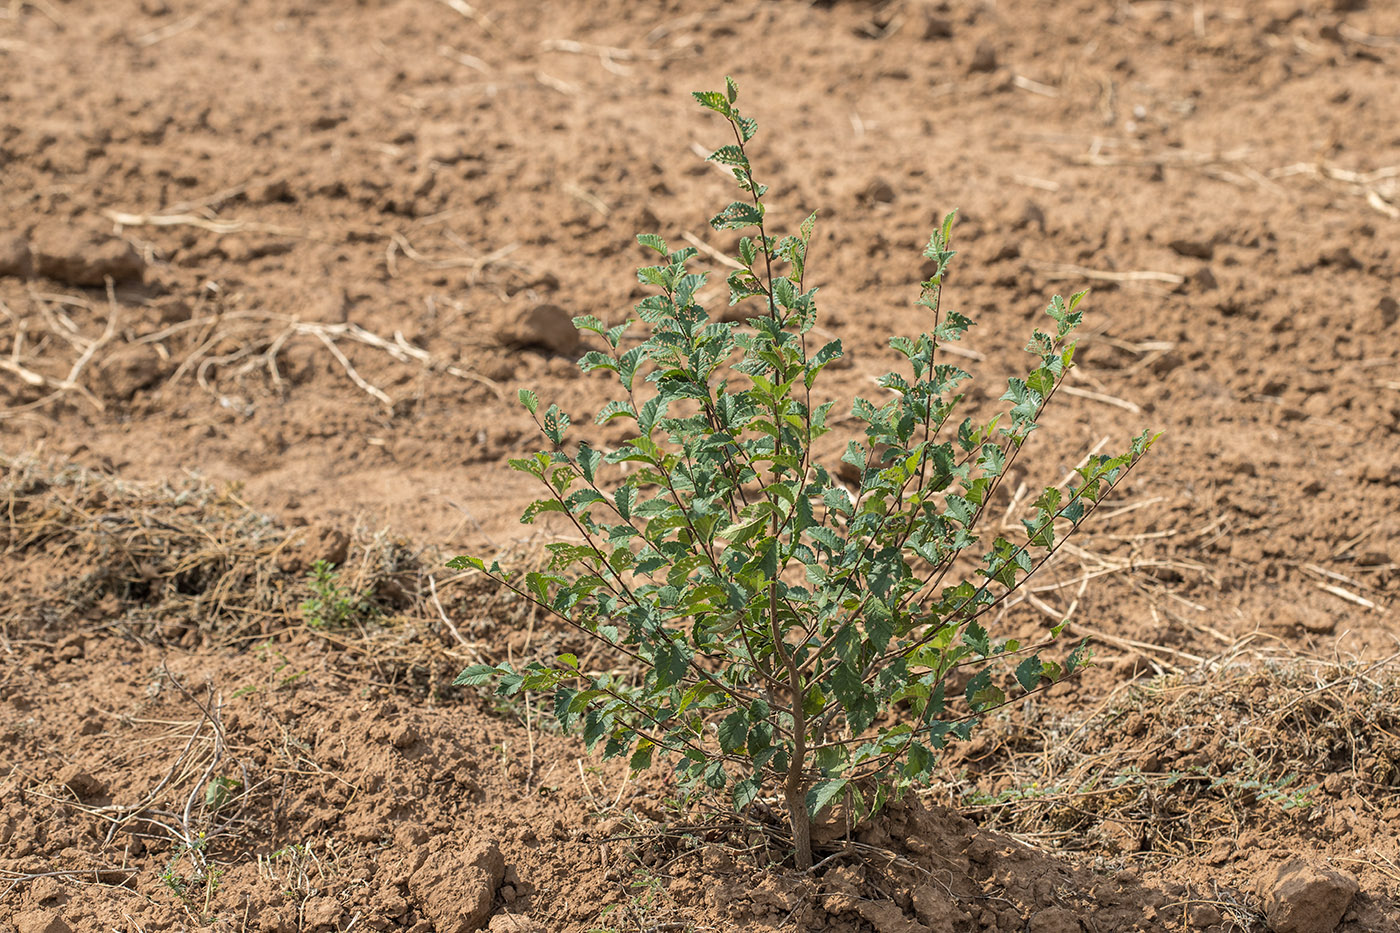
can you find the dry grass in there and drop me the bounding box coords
[0,453,547,691]
[942,652,1400,864]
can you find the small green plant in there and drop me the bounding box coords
[452,79,1155,869]
[204,775,242,811]
[161,832,223,918]
[300,560,375,630]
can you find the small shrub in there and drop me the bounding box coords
[300,560,375,630]
[452,79,1155,869]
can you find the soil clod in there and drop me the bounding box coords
[1263,859,1359,933]
[29,224,145,287]
[495,304,580,356]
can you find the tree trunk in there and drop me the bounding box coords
[785,774,813,870]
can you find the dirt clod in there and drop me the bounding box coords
[56,764,106,800]
[969,41,998,73]
[910,883,964,932]
[921,13,954,40]
[861,178,897,204]
[1263,859,1359,933]
[0,235,32,278]
[1169,239,1215,260]
[495,304,580,356]
[29,224,145,286]
[408,840,505,933]
[14,911,73,933]
[1376,296,1398,328]
[1029,907,1081,933]
[95,343,167,402]
[390,723,419,748]
[487,917,546,933]
[303,896,345,930]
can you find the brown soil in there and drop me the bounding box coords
[3,0,1399,931]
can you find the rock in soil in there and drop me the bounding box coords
[95,343,168,401]
[495,303,580,356]
[968,41,998,73]
[0,234,33,277]
[409,839,506,932]
[29,224,145,286]
[1263,859,1359,933]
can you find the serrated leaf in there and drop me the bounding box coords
[637,233,668,255]
[595,399,636,425]
[577,443,601,482]
[718,710,748,753]
[454,664,498,687]
[614,484,634,521]
[733,776,759,810]
[518,388,538,414]
[806,778,848,819]
[710,201,764,232]
[692,89,731,116]
[1015,655,1045,692]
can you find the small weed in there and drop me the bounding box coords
[300,560,376,630]
[161,833,223,920]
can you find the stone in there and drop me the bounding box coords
[390,723,419,749]
[495,304,579,356]
[1263,859,1358,933]
[1168,238,1214,260]
[860,177,897,204]
[57,764,106,799]
[0,235,33,277]
[969,42,998,73]
[30,224,145,286]
[95,343,167,401]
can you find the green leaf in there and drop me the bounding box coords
[577,350,618,375]
[692,90,732,117]
[577,443,602,482]
[710,201,764,232]
[204,776,240,810]
[718,710,748,753]
[637,233,668,255]
[595,399,637,425]
[806,778,848,819]
[614,484,634,521]
[542,404,571,445]
[1015,655,1045,692]
[733,776,760,810]
[454,664,498,687]
[709,144,749,168]
[654,638,691,688]
[518,388,538,414]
